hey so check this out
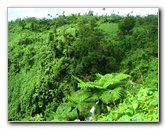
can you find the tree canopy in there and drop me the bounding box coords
[8,11,158,121]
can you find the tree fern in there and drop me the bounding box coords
[72,73,131,112]
[73,73,131,90]
[55,90,92,121]
[54,73,131,121]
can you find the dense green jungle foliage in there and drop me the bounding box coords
[8,11,158,122]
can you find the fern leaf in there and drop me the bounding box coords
[78,81,103,89]
[95,73,103,80]
[76,73,130,90]
[55,102,77,120]
[75,91,90,103]
[55,102,73,114]
[102,73,131,89]
[100,90,113,104]
[72,75,84,83]
[65,90,90,104]
[111,87,122,101]
[100,87,122,104]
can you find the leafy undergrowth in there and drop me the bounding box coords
[97,86,158,122]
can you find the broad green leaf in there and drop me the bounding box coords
[133,103,138,110]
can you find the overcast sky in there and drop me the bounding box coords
[8,8,158,21]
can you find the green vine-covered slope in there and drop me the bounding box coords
[8,11,158,121]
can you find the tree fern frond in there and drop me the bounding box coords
[78,81,103,89]
[55,102,77,120]
[55,102,73,115]
[95,73,103,80]
[100,87,123,104]
[112,73,131,83]
[72,75,84,83]
[102,73,131,89]
[65,90,90,104]
[100,91,113,104]
[75,90,90,103]
[99,74,113,88]
[110,87,122,101]
[66,108,77,120]
[73,73,130,90]
[85,94,99,103]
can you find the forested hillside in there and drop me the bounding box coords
[8,11,158,121]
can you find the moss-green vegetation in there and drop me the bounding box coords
[8,11,158,122]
